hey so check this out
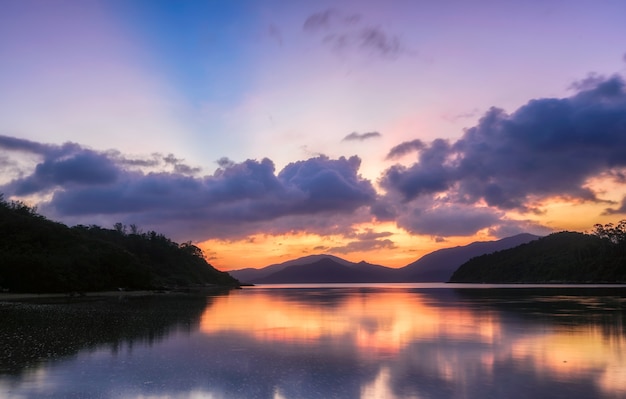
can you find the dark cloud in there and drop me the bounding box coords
[278,155,376,213]
[357,27,401,58]
[380,139,453,200]
[604,197,626,215]
[1,139,376,240]
[568,73,609,92]
[385,139,425,160]
[381,75,626,213]
[342,131,381,142]
[442,109,481,123]
[8,150,119,195]
[329,238,396,254]
[216,157,235,168]
[354,229,393,240]
[304,9,406,59]
[0,135,80,159]
[303,9,360,32]
[397,205,502,237]
[487,219,553,239]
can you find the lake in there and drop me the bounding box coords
[1,283,625,399]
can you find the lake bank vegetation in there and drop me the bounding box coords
[450,222,626,283]
[0,194,239,293]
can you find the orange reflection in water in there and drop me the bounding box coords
[199,287,626,398]
[200,289,501,355]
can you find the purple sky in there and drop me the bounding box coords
[1,0,626,269]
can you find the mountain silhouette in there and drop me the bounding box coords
[398,233,541,282]
[229,233,540,284]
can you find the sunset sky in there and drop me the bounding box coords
[1,0,626,270]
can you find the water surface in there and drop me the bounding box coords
[1,284,625,398]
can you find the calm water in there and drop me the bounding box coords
[1,284,625,399]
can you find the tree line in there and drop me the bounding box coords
[0,194,239,293]
[450,221,626,283]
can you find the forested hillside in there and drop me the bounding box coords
[0,195,239,293]
[450,224,626,283]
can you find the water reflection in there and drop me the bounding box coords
[1,285,625,399]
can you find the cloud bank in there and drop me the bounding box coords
[2,73,625,242]
[1,137,376,240]
[380,75,626,215]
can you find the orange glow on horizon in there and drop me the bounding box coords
[198,171,626,272]
[198,223,489,271]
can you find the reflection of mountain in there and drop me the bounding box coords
[230,234,540,284]
[0,294,221,374]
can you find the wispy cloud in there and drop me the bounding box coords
[342,131,381,142]
[304,9,408,60]
[385,139,425,160]
[604,197,626,215]
[329,238,396,254]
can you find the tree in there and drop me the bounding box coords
[592,220,626,244]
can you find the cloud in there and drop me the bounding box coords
[303,9,360,32]
[380,139,453,199]
[4,73,625,241]
[0,135,80,158]
[353,229,393,240]
[9,151,119,196]
[342,131,381,142]
[381,75,626,213]
[329,238,396,254]
[304,9,406,59]
[1,138,376,241]
[604,197,626,215]
[267,24,283,46]
[385,139,425,160]
[397,204,503,237]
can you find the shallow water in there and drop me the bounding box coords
[1,284,625,399]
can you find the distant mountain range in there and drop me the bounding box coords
[229,233,540,284]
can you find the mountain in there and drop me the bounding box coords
[449,231,626,283]
[230,234,542,284]
[230,255,398,284]
[255,257,399,284]
[396,233,541,282]
[229,254,354,283]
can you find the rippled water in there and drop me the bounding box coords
[1,284,625,399]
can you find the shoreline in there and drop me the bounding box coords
[0,286,238,303]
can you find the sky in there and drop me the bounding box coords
[1,0,626,271]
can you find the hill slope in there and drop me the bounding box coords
[231,234,542,284]
[255,257,399,284]
[398,233,540,282]
[229,254,354,283]
[449,232,626,283]
[0,197,239,293]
